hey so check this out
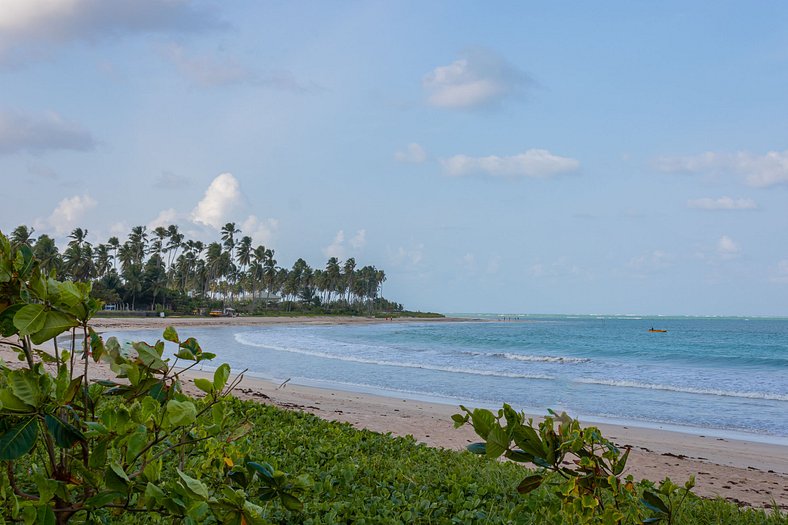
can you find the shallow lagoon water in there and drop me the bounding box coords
[107,315,788,442]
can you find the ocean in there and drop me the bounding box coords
[108,315,788,444]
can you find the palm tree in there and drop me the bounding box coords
[32,235,61,275]
[94,244,112,278]
[10,225,35,247]
[220,222,240,253]
[107,236,120,271]
[128,226,148,265]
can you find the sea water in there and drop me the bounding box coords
[108,315,788,442]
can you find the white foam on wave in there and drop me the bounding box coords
[235,333,554,381]
[576,378,788,402]
[462,350,589,364]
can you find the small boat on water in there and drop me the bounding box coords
[648,328,668,333]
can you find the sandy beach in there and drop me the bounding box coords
[3,315,786,510]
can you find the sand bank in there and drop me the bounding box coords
[2,315,786,510]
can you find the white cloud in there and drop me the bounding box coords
[0,110,94,154]
[148,208,179,230]
[687,196,757,210]
[191,172,243,229]
[43,194,97,235]
[394,143,427,164]
[388,244,424,268]
[323,229,365,259]
[349,229,366,250]
[441,149,580,178]
[423,49,528,109]
[656,150,788,188]
[0,0,224,65]
[241,215,278,246]
[323,230,345,259]
[717,235,739,259]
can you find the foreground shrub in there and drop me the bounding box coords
[0,232,304,523]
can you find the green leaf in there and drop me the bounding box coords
[144,482,166,507]
[85,491,125,508]
[642,491,669,514]
[89,328,105,362]
[280,493,303,512]
[194,378,214,394]
[485,424,510,459]
[63,376,84,404]
[213,363,230,392]
[44,414,85,448]
[8,370,40,408]
[13,304,46,336]
[470,408,495,438]
[516,474,543,494]
[177,470,210,500]
[247,461,275,483]
[133,342,168,372]
[164,399,197,427]
[0,417,38,460]
[179,337,202,356]
[174,350,197,361]
[0,304,23,337]
[163,326,180,343]
[0,389,35,413]
[30,310,79,345]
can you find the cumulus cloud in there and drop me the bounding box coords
[687,196,757,210]
[423,49,529,109]
[394,143,427,164]
[0,110,95,155]
[241,215,278,245]
[41,194,97,235]
[441,149,579,179]
[323,229,366,259]
[0,0,225,65]
[717,235,739,259]
[191,172,243,229]
[323,231,345,259]
[148,208,179,229]
[656,150,788,188]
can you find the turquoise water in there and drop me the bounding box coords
[109,315,788,442]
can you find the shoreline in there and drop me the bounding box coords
[196,370,787,510]
[3,315,787,509]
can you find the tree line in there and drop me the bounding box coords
[5,223,397,314]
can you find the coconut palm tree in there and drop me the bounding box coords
[10,225,35,247]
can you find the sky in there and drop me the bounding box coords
[1,1,787,316]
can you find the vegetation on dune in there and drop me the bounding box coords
[8,223,408,316]
[1,230,783,524]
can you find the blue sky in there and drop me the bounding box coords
[1,1,787,316]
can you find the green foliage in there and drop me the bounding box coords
[0,230,304,523]
[453,404,719,524]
